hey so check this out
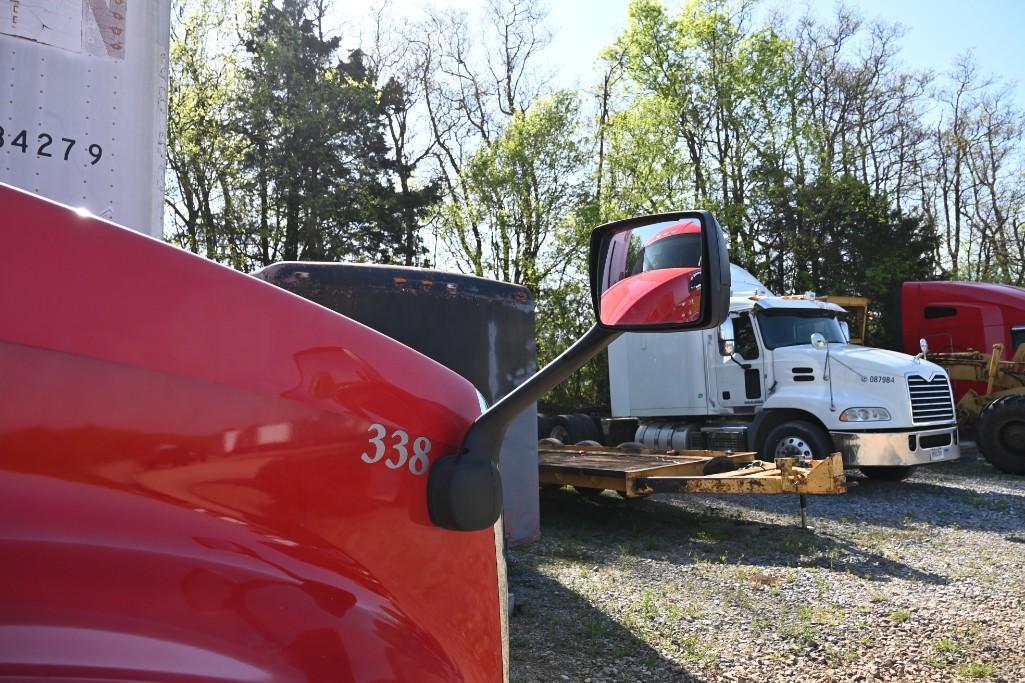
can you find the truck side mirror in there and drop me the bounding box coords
[810,332,827,350]
[719,317,736,357]
[591,211,731,331]
[429,211,732,532]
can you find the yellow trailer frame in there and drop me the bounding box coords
[538,443,847,498]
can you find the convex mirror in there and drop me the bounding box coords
[590,211,730,331]
[719,317,736,356]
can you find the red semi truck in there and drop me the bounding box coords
[0,184,730,680]
[900,280,1025,474]
[901,280,1025,374]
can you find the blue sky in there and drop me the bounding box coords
[336,0,1024,101]
[543,0,1024,97]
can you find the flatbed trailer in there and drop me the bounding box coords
[538,443,847,526]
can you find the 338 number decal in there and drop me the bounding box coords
[0,126,103,165]
[361,423,431,476]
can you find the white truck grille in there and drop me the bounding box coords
[907,374,955,423]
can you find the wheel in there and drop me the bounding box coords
[537,414,559,440]
[859,466,916,481]
[976,394,1025,474]
[549,415,572,443]
[760,420,832,462]
[554,414,602,444]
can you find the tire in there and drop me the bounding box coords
[976,394,1025,475]
[860,466,916,481]
[537,414,559,440]
[555,414,602,444]
[760,420,832,462]
[549,416,572,444]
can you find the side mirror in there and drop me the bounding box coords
[839,321,850,343]
[810,332,827,350]
[591,211,730,331]
[719,317,736,357]
[430,210,733,532]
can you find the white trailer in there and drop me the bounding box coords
[608,266,960,480]
[1,0,171,237]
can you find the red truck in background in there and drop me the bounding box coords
[0,183,731,680]
[900,280,1025,475]
[901,281,1025,400]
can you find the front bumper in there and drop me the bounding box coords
[829,425,960,467]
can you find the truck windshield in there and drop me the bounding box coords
[629,233,702,275]
[756,311,847,350]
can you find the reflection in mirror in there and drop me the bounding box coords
[598,217,704,327]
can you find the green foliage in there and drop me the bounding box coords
[441,91,590,293]
[760,175,937,347]
[166,0,437,270]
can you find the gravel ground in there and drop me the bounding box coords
[508,451,1025,683]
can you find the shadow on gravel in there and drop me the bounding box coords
[534,487,946,585]
[508,563,699,682]
[708,469,1025,534]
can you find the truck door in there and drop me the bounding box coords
[714,312,766,408]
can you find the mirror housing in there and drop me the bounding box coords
[590,211,730,331]
[719,317,736,357]
[810,332,827,350]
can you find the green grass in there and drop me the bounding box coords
[889,609,911,623]
[958,662,996,679]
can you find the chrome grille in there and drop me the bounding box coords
[907,373,955,423]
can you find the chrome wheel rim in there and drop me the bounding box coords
[774,435,813,459]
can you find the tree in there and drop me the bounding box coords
[166,0,438,271]
[761,175,938,347]
[439,91,589,292]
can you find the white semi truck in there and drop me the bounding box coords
[607,266,961,481]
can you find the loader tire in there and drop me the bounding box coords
[976,394,1025,475]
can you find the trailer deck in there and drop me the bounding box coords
[538,443,847,499]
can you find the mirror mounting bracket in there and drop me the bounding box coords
[428,324,621,531]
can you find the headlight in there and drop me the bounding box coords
[839,407,891,422]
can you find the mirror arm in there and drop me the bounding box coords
[428,324,621,531]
